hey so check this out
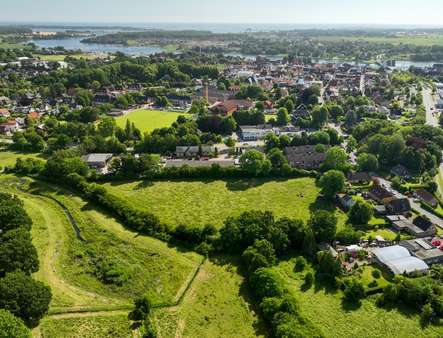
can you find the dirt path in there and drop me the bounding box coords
[23,194,124,309]
[0,180,206,338]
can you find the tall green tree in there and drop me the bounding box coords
[318,170,345,199]
[309,210,337,243]
[0,272,52,327]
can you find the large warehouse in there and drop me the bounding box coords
[372,245,429,275]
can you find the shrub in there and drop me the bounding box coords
[88,253,128,286]
[128,295,152,321]
[372,269,381,279]
[0,309,31,337]
[343,278,365,303]
[303,272,314,290]
[295,257,307,272]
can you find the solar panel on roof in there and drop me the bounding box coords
[414,239,432,250]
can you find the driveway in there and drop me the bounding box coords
[409,198,443,231]
[374,176,443,231]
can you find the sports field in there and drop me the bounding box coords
[115,109,184,133]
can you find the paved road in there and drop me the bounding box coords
[409,198,443,230]
[375,176,443,230]
[328,123,357,164]
[423,86,438,127]
[423,85,443,199]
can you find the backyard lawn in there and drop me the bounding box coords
[115,109,184,133]
[103,178,347,228]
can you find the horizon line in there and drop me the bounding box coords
[1,21,443,29]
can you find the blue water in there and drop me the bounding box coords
[31,37,165,55]
[27,24,441,67]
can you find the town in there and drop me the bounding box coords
[0,10,443,338]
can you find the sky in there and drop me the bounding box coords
[1,0,443,26]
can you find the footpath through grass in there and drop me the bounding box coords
[115,109,184,133]
[0,175,201,309]
[153,257,266,338]
[103,178,347,228]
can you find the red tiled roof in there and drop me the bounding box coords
[27,112,40,119]
[0,120,17,126]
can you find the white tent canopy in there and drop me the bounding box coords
[373,245,429,275]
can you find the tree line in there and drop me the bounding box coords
[0,193,52,336]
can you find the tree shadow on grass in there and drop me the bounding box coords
[134,180,154,190]
[309,196,337,214]
[341,298,362,312]
[313,275,340,296]
[377,301,420,319]
[225,177,290,192]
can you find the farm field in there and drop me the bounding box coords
[153,257,265,338]
[318,35,443,46]
[103,177,348,228]
[115,109,184,133]
[272,259,442,338]
[0,41,25,49]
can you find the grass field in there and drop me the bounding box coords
[362,228,398,241]
[0,150,43,169]
[103,178,347,228]
[115,109,184,133]
[0,41,25,49]
[0,175,201,309]
[272,259,442,338]
[0,175,264,337]
[34,54,101,61]
[38,313,133,338]
[318,35,443,46]
[153,257,265,338]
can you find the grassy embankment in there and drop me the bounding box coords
[0,175,263,337]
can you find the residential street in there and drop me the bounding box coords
[423,85,443,198]
[423,86,438,127]
[375,176,443,231]
[409,198,443,230]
